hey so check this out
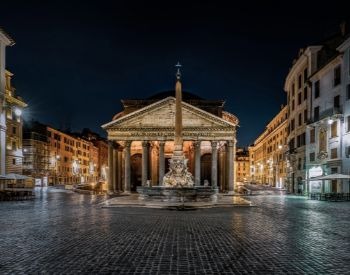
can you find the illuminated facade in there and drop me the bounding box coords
[4,70,27,174]
[235,148,250,182]
[284,26,350,194]
[23,121,50,185]
[249,106,288,187]
[102,90,239,193]
[284,46,320,193]
[23,124,101,185]
[305,36,350,194]
[0,29,27,176]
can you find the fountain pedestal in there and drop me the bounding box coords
[137,186,218,203]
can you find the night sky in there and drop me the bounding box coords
[1,1,349,146]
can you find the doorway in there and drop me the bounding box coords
[131,154,142,191]
[201,153,212,185]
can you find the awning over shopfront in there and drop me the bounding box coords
[308,173,350,181]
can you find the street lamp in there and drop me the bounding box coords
[14,107,22,117]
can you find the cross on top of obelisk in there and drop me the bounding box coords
[175,62,182,80]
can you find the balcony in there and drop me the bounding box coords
[308,106,342,124]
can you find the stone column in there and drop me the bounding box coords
[142,141,149,186]
[218,144,225,191]
[233,140,236,192]
[124,141,131,193]
[158,141,165,185]
[113,148,118,192]
[211,141,218,188]
[117,148,123,191]
[227,141,234,193]
[194,141,201,186]
[107,141,114,193]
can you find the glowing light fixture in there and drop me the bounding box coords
[328,119,334,125]
[14,108,22,116]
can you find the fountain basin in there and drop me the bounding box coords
[137,186,218,203]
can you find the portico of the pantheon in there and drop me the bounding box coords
[102,91,239,193]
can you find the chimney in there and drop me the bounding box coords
[340,21,346,36]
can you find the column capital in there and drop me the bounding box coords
[124,141,132,148]
[227,141,234,147]
[211,141,218,148]
[194,140,201,148]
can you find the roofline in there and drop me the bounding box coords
[309,55,342,81]
[0,28,15,46]
[101,96,238,129]
[284,46,322,91]
[337,36,350,52]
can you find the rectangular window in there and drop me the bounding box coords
[302,132,306,146]
[334,95,340,108]
[298,93,302,105]
[297,133,306,147]
[347,116,350,132]
[289,138,295,150]
[12,141,16,150]
[12,126,16,135]
[334,66,341,86]
[314,80,320,98]
[346,146,350,157]
[292,83,295,97]
[310,152,315,162]
[331,121,337,138]
[12,158,16,165]
[298,74,302,89]
[292,100,295,111]
[331,167,338,174]
[291,119,295,131]
[298,113,302,126]
[331,148,338,159]
[347,84,350,100]
[304,68,308,83]
[304,87,308,100]
[304,109,307,123]
[298,158,302,170]
[314,106,320,121]
[310,128,315,143]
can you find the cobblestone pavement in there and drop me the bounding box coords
[0,188,349,274]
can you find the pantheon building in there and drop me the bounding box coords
[102,87,239,193]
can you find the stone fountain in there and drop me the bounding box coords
[137,63,218,205]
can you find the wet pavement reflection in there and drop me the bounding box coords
[0,188,349,274]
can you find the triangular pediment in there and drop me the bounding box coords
[102,97,236,130]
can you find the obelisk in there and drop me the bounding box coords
[162,62,194,187]
[174,62,183,158]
